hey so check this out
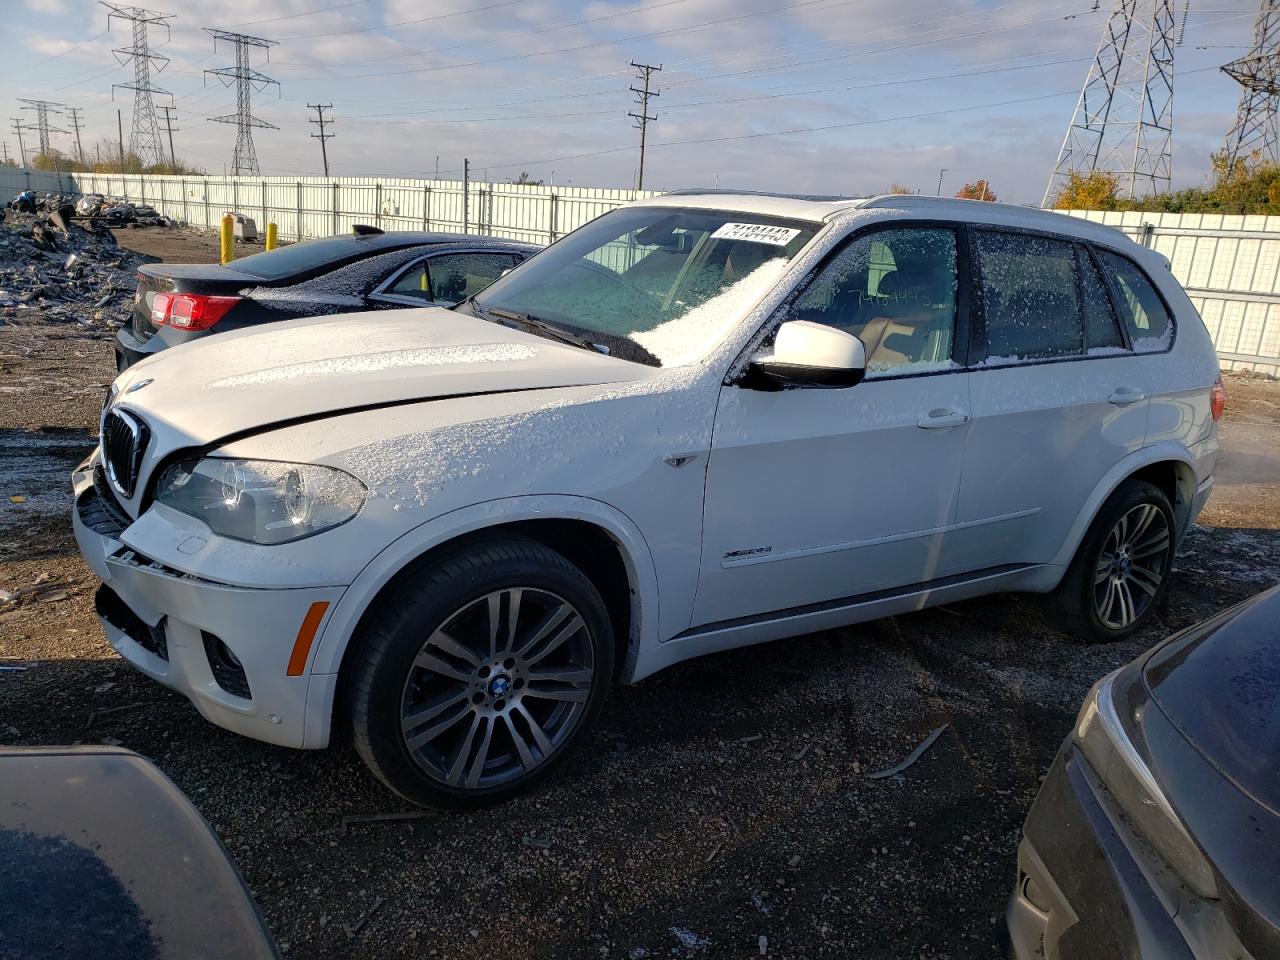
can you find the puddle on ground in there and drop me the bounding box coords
[0,428,97,559]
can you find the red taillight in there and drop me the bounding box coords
[150,292,241,331]
[1210,374,1226,422]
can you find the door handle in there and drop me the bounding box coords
[1108,387,1146,406]
[917,409,970,429]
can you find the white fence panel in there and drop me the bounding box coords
[1065,209,1280,376]
[6,170,1278,374]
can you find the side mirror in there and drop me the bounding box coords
[749,320,867,388]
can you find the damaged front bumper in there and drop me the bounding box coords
[72,454,344,749]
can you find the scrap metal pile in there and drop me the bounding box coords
[0,205,154,332]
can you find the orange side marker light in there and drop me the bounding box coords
[287,601,330,677]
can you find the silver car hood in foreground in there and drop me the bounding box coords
[111,307,651,447]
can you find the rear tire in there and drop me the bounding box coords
[1043,479,1176,643]
[347,537,614,810]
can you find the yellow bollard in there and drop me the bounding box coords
[265,222,278,251]
[220,213,234,265]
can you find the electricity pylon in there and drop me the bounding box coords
[204,29,279,177]
[1043,0,1177,206]
[103,3,174,167]
[17,99,68,156]
[1221,0,1280,170]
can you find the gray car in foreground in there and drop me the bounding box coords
[1006,584,1280,959]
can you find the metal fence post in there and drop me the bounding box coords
[232,178,239,215]
[375,182,382,228]
[261,179,268,231]
[296,181,303,240]
[203,178,210,229]
[332,181,339,235]
[548,192,558,243]
[181,177,188,224]
[422,184,430,230]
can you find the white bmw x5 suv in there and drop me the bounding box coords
[75,192,1223,808]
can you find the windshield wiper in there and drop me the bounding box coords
[484,306,609,355]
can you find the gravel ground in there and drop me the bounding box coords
[0,232,1277,959]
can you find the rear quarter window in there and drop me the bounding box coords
[1097,249,1173,352]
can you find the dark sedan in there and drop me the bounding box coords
[1006,584,1280,959]
[116,229,539,370]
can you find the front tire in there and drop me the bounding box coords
[348,537,614,810]
[1044,479,1176,643]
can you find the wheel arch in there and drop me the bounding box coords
[302,496,660,748]
[1049,443,1198,576]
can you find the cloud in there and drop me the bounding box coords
[24,0,66,13]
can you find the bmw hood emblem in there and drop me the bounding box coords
[126,378,154,393]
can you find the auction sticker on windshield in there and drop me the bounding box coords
[710,223,802,246]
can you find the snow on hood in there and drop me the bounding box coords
[110,307,650,447]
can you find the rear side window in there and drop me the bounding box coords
[975,231,1083,362]
[1079,249,1126,352]
[1097,250,1173,352]
[389,253,518,303]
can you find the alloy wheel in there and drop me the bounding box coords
[1093,503,1171,630]
[399,588,595,789]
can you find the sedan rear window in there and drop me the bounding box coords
[230,236,380,281]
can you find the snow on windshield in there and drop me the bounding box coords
[630,258,790,366]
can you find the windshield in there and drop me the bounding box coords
[471,206,819,366]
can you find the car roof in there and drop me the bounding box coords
[634,190,1137,250]
[341,231,538,251]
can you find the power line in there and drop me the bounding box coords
[308,102,334,177]
[228,0,371,28]
[0,30,109,75]
[628,62,661,190]
[204,29,279,176]
[103,2,174,166]
[282,0,875,82]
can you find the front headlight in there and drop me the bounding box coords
[155,458,367,545]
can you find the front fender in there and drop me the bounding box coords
[300,494,661,748]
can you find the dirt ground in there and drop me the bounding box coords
[1,232,1277,960]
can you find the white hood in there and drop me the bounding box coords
[112,307,650,447]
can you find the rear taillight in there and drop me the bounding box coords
[150,293,241,331]
[1210,374,1226,421]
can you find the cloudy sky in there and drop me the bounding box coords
[0,0,1263,202]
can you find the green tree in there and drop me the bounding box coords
[1048,171,1120,210]
[955,180,997,201]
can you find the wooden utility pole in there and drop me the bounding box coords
[159,105,178,166]
[307,103,334,177]
[628,61,661,190]
[67,106,86,167]
[10,120,27,167]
